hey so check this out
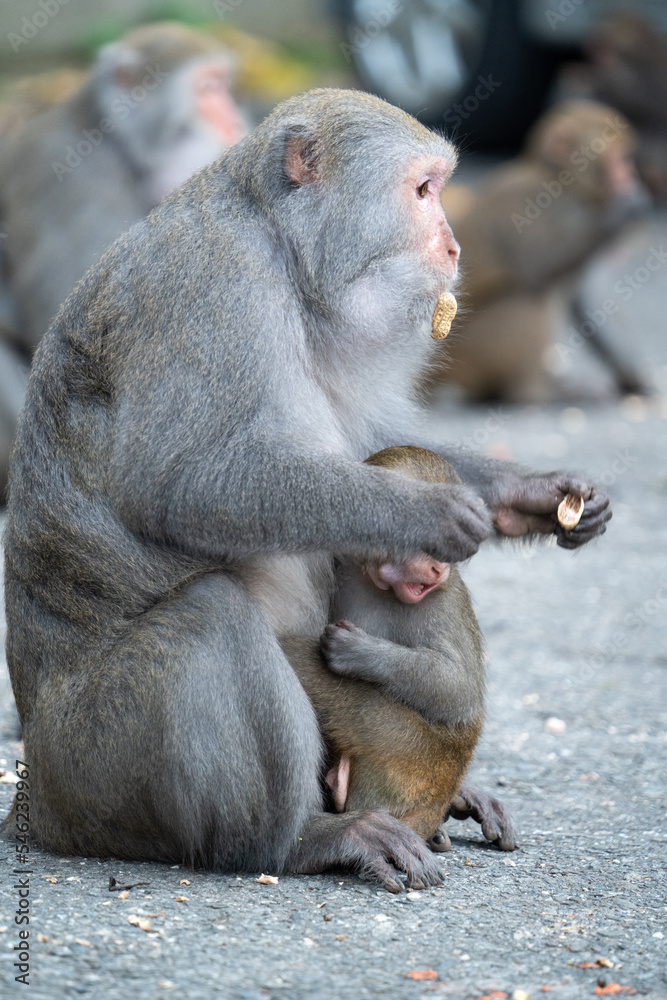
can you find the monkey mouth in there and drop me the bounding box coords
[394,580,439,603]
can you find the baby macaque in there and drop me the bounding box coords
[285,446,516,858]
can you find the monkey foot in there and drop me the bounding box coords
[446,785,518,851]
[291,810,444,893]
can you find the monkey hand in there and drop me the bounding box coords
[291,810,444,893]
[426,483,492,561]
[489,472,611,549]
[320,621,374,680]
[446,785,518,851]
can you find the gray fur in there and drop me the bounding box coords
[3,89,609,887]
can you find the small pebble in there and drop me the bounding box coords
[545,717,566,734]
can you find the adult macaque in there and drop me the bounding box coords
[4,90,610,892]
[285,446,516,871]
[0,21,247,356]
[431,100,648,402]
[0,69,85,137]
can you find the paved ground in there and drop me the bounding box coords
[0,218,665,999]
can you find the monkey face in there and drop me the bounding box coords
[365,555,451,604]
[404,155,460,288]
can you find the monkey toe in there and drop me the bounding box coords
[427,826,452,853]
[366,858,406,894]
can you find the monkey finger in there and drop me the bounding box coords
[351,812,444,891]
[568,499,612,531]
[576,510,613,533]
[333,619,363,633]
[579,490,611,516]
[480,816,501,843]
[483,802,518,851]
[557,521,608,548]
[447,786,518,851]
[321,621,363,643]
[379,834,444,889]
[555,477,593,501]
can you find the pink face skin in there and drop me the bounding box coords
[193,61,247,146]
[605,146,637,196]
[403,155,460,285]
[365,555,451,605]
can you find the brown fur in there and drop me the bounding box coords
[284,446,486,844]
[286,638,482,840]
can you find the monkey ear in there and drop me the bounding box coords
[539,123,576,168]
[284,126,320,186]
[97,42,145,92]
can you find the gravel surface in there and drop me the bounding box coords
[0,221,665,1000]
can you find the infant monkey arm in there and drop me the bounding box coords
[321,620,483,727]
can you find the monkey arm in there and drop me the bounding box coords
[320,621,483,728]
[394,434,612,549]
[108,421,492,565]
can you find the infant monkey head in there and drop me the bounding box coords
[363,447,461,604]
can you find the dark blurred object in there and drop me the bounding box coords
[333,0,667,150]
[427,100,649,402]
[580,12,667,202]
[586,12,667,130]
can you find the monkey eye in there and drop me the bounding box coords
[417,180,430,199]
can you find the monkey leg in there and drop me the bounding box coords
[14,573,324,873]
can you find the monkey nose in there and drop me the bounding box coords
[447,238,460,264]
[430,562,450,584]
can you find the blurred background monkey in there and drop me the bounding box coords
[431,100,649,403]
[0,22,248,498]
